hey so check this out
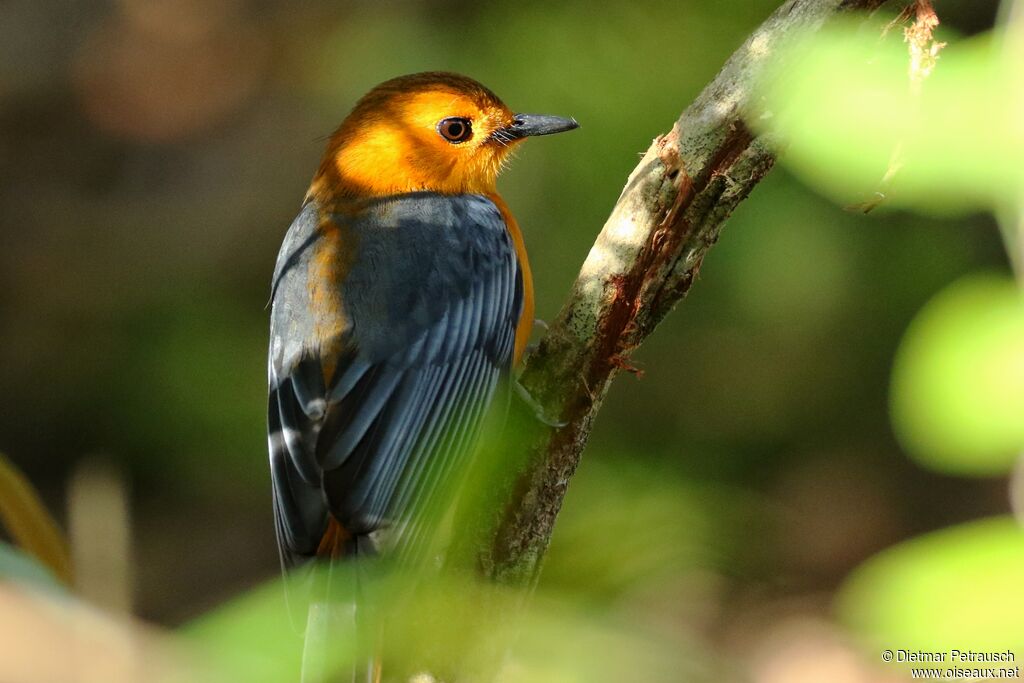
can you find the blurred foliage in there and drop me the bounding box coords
[838,516,1024,654]
[185,574,303,683]
[891,273,1024,474]
[755,19,1022,213]
[185,508,720,683]
[180,451,733,681]
[752,6,1024,676]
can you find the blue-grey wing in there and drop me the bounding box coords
[267,193,521,569]
[268,201,330,567]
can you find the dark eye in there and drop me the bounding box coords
[437,117,472,143]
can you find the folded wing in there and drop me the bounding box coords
[268,193,521,569]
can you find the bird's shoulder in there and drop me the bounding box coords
[343,191,510,261]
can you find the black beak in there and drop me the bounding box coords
[499,113,579,140]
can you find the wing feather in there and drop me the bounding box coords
[320,364,404,470]
[391,352,499,560]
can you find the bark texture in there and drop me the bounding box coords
[481,0,893,585]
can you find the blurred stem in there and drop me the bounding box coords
[0,453,73,584]
[481,0,894,585]
[68,456,133,614]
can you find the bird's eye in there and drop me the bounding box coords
[437,117,472,143]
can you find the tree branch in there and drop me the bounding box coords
[481,0,893,585]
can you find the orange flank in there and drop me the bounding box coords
[487,193,534,364]
[307,217,352,382]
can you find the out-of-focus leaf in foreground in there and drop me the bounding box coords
[837,516,1024,654]
[890,273,1024,475]
[183,575,308,683]
[751,20,1023,212]
[182,568,713,683]
[182,459,725,682]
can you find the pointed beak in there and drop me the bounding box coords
[499,113,579,140]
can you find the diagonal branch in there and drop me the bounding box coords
[481,0,893,585]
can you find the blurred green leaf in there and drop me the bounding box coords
[753,21,1023,212]
[890,273,1024,475]
[182,564,712,683]
[182,576,306,683]
[180,453,732,683]
[837,516,1024,653]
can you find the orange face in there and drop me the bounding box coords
[310,72,577,200]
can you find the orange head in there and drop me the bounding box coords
[309,72,578,201]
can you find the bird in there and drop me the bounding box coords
[266,71,578,678]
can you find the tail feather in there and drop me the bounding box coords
[301,529,380,683]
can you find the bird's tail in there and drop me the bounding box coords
[301,523,380,683]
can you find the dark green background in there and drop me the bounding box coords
[0,0,1007,640]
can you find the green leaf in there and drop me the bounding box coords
[890,273,1024,475]
[837,516,1024,653]
[182,577,307,683]
[753,21,1024,213]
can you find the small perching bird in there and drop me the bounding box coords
[266,72,578,677]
